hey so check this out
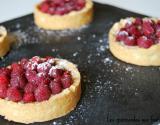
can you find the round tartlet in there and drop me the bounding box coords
[0,26,10,57]
[0,58,81,124]
[109,17,160,66]
[34,0,93,30]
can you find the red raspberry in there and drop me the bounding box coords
[31,56,42,64]
[34,85,51,102]
[116,30,128,41]
[23,93,35,103]
[24,61,38,71]
[49,68,64,78]
[7,87,22,102]
[24,83,37,93]
[137,36,154,48]
[61,71,72,89]
[134,18,142,25]
[0,76,9,87]
[142,20,155,36]
[156,24,160,38]
[123,36,137,46]
[39,2,50,13]
[25,70,37,84]
[10,74,27,89]
[50,79,62,94]
[126,25,142,38]
[76,0,85,10]
[11,63,23,72]
[0,85,7,99]
[20,58,28,69]
[0,67,11,78]
[36,75,51,86]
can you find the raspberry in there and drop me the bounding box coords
[142,20,155,36]
[123,36,136,46]
[39,2,50,13]
[156,24,160,38]
[31,56,41,64]
[0,76,9,87]
[50,79,62,94]
[137,36,153,48]
[23,93,35,103]
[24,61,38,71]
[61,71,72,89]
[116,30,128,41]
[37,62,51,74]
[39,0,86,15]
[126,25,142,37]
[36,75,51,86]
[25,70,37,84]
[0,68,11,78]
[134,18,142,25]
[0,85,7,99]
[49,68,64,78]
[20,58,28,69]
[7,87,22,102]
[10,74,27,89]
[24,83,37,93]
[34,85,51,102]
[76,0,85,10]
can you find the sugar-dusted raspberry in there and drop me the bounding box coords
[61,71,72,89]
[137,36,153,48]
[25,70,37,84]
[49,67,64,78]
[20,58,29,69]
[123,36,136,46]
[37,62,51,74]
[50,78,62,94]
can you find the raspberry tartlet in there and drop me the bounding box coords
[0,56,81,124]
[0,26,10,57]
[109,17,160,66]
[34,0,93,30]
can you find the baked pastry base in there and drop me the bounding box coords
[0,26,10,57]
[0,58,81,124]
[34,0,93,30]
[109,18,160,66]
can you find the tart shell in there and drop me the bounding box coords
[0,26,10,57]
[109,18,160,66]
[0,59,81,124]
[34,0,93,30]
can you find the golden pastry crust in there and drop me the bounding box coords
[109,17,160,66]
[0,26,10,57]
[34,0,93,30]
[0,58,81,124]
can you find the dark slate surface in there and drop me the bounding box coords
[0,3,160,125]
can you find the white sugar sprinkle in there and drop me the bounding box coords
[77,36,81,41]
[73,52,78,57]
[92,34,96,38]
[99,39,103,43]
